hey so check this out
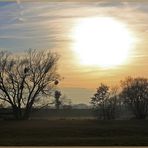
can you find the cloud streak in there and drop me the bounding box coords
[0,2,148,101]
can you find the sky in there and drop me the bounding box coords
[0,1,148,104]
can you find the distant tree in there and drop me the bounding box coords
[54,90,62,109]
[90,83,119,120]
[0,49,59,120]
[120,77,148,119]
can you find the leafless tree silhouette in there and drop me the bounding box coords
[90,83,119,120]
[0,49,59,120]
[121,77,148,119]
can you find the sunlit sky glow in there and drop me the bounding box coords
[0,1,148,104]
[71,17,136,67]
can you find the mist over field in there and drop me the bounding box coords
[0,1,148,146]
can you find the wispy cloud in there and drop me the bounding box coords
[0,2,148,96]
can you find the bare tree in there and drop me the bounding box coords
[90,83,119,120]
[120,77,148,119]
[0,49,59,120]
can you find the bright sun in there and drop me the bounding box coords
[71,17,135,68]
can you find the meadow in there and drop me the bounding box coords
[0,119,148,146]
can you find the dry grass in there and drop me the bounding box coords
[0,119,148,146]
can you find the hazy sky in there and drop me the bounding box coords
[0,1,148,104]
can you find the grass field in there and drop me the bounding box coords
[0,119,148,146]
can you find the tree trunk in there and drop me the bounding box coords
[23,107,32,120]
[23,101,34,120]
[12,105,23,120]
[12,104,32,120]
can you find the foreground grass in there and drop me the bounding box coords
[0,119,148,146]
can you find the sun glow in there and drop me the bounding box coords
[72,17,136,68]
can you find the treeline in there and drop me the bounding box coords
[0,49,148,120]
[90,77,148,120]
